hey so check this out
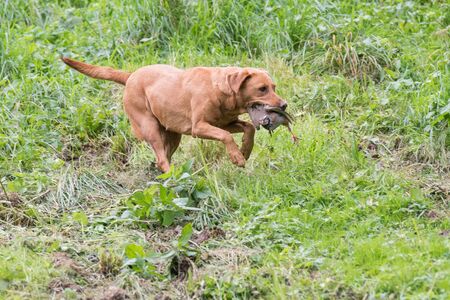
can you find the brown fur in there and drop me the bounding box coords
[62,57,287,172]
[61,57,131,85]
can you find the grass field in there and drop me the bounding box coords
[1,0,449,299]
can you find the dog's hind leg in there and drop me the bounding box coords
[129,121,144,140]
[141,117,171,172]
[125,106,170,172]
[140,116,171,172]
[162,131,182,163]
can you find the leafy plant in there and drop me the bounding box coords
[122,243,162,279]
[123,223,197,279]
[123,160,211,227]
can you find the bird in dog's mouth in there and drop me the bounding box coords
[247,104,298,142]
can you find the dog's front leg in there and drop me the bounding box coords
[192,121,246,167]
[222,121,255,160]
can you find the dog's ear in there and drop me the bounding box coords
[227,69,252,94]
[214,69,252,110]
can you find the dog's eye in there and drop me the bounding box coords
[259,86,268,93]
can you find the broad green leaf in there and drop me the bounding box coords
[159,185,168,202]
[125,244,145,258]
[178,172,191,181]
[193,189,211,200]
[181,159,194,173]
[143,184,159,198]
[173,197,189,207]
[178,223,193,248]
[72,212,88,226]
[157,165,175,179]
[162,210,177,226]
[129,191,147,206]
[159,185,176,205]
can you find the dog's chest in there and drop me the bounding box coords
[214,110,240,127]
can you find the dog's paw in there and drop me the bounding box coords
[229,150,246,167]
[157,161,171,173]
[240,146,252,160]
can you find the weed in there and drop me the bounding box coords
[123,223,197,280]
[123,160,212,227]
[98,249,122,277]
[309,33,394,81]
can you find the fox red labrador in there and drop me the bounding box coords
[61,57,288,172]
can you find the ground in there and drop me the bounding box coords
[0,0,449,299]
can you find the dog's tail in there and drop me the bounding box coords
[61,57,131,85]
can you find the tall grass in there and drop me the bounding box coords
[0,0,449,298]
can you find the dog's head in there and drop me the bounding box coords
[226,68,287,111]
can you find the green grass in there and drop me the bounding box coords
[1,0,449,299]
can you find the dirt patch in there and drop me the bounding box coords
[0,191,23,207]
[143,227,228,281]
[169,255,194,280]
[52,252,89,277]
[192,228,226,245]
[145,226,182,252]
[426,183,449,203]
[99,286,129,300]
[195,246,260,282]
[48,278,83,293]
[202,247,258,264]
[0,192,35,227]
[50,253,128,298]
[61,138,113,167]
[154,293,173,300]
[358,137,385,159]
[145,227,226,253]
[424,210,440,219]
[335,285,364,300]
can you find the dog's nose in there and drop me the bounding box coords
[280,101,288,111]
